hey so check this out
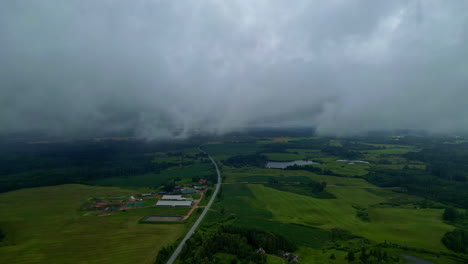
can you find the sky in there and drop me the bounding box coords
[1,0,468,139]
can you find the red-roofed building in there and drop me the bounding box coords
[199,179,207,184]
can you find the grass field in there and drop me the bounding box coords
[224,166,373,186]
[313,157,371,176]
[363,147,420,155]
[207,184,331,249]
[247,184,454,251]
[0,184,187,264]
[295,247,349,264]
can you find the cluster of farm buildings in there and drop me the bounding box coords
[156,195,194,207]
[85,178,209,215]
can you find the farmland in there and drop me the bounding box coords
[2,135,468,263]
[198,137,468,264]
[0,184,188,264]
[248,184,452,251]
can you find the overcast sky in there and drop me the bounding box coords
[1,0,468,139]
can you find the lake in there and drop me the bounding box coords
[265,160,319,169]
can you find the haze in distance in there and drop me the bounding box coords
[1,0,468,139]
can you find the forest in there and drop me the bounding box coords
[0,139,202,192]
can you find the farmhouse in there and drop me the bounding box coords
[156,200,193,207]
[161,194,186,201]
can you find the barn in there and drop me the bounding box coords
[161,195,185,201]
[156,200,193,207]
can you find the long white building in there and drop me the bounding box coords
[156,200,193,207]
[161,195,186,201]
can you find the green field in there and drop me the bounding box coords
[206,184,331,249]
[363,147,420,155]
[313,157,371,176]
[224,166,373,186]
[2,136,465,264]
[0,184,187,264]
[247,184,453,251]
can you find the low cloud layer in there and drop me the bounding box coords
[1,1,468,139]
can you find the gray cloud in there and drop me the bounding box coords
[1,0,468,139]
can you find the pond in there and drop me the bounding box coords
[402,255,435,264]
[336,159,370,164]
[265,160,319,169]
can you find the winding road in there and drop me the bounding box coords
[166,151,221,264]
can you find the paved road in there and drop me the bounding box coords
[166,151,221,264]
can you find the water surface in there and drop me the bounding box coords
[402,254,435,264]
[266,160,319,169]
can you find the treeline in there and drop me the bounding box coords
[264,179,334,199]
[404,143,468,182]
[366,142,468,207]
[366,167,468,208]
[285,164,342,176]
[321,146,363,160]
[354,206,370,222]
[441,208,468,254]
[442,229,468,254]
[344,247,398,264]
[223,154,268,168]
[154,243,176,264]
[328,229,399,263]
[179,225,296,264]
[0,160,182,193]
[0,139,202,193]
[263,138,377,159]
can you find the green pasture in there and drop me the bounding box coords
[248,184,454,252]
[266,255,285,264]
[224,167,373,187]
[295,247,349,264]
[236,175,314,183]
[208,184,330,249]
[0,184,186,264]
[142,198,158,207]
[190,193,201,200]
[314,157,371,176]
[363,147,420,155]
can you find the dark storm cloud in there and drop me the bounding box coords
[1,0,468,138]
